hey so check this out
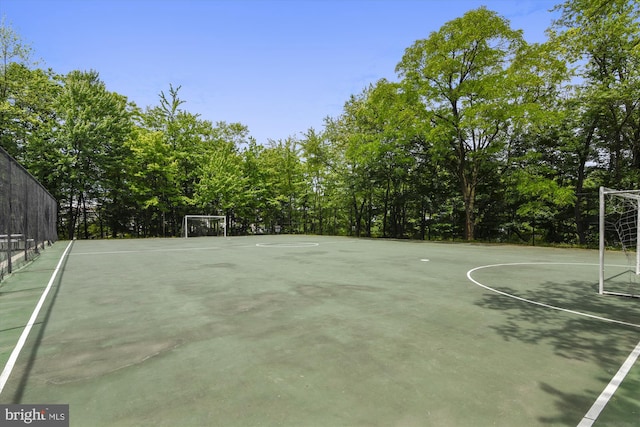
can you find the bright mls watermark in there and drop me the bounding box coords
[0,405,68,426]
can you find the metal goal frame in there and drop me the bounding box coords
[183,215,227,238]
[599,186,640,296]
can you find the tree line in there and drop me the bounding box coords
[1,0,639,244]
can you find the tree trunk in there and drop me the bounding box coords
[458,157,476,241]
[575,125,595,245]
[462,179,476,241]
[82,192,89,239]
[382,178,390,237]
[67,192,76,240]
[352,196,366,237]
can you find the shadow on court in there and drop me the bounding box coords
[7,242,73,403]
[473,272,640,426]
[2,237,640,426]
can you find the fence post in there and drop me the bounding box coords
[7,157,12,274]
[24,177,29,262]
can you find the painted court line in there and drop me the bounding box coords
[466,262,640,427]
[255,242,320,248]
[577,339,640,427]
[0,240,74,397]
[73,246,222,255]
[466,262,640,329]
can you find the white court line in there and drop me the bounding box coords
[466,263,640,329]
[0,240,74,396]
[577,339,640,427]
[255,242,319,248]
[73,246,221,255]
[466,262,640,427]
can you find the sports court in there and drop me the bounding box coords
[0,235,639,426]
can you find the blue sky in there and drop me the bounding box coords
[1,0,560,145]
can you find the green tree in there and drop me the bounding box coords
[551,0,640,243]
[300,127,334,234]
[258,137,306,233]
[397,7,534,240]
[492,37,575,243]
[363,79,428,238]
[4,65,62,192]
[0,19,67,216]
[324,90,379,237]
[142,85,244,235]
[143,84,195,234]
[55,70,131,239]
[0,18,37,158]
[194,121,255,232]
[125,126,178,236]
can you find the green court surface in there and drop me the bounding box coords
[0,236,639,426]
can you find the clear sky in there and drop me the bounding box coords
[1,0,560,145]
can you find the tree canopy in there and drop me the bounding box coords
[2,0,639,245]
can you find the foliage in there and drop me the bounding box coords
[55,70,132,239]
[1,1,639,245]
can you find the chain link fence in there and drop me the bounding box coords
[0,146,58,280]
